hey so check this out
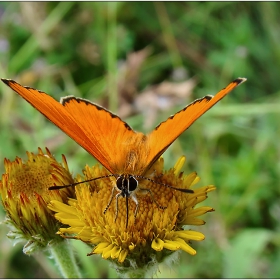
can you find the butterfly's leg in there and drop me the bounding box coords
[130,193,139,222]
[104,186,116,215]
[114,192,122,222]
[139,188,167,210]
[148,169,163,180]
[154,173,164,180]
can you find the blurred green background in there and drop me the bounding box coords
[0,2,279,278]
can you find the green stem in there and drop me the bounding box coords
[154,2,183,69]
[107,2,118,113]
[49,239,82,278]
[112,264,147,279]
[9,2,74,73]
[126,269,146,278]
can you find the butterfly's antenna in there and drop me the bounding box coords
[125,195,129,228]
[48,174,116,190]
[134,175,194,193]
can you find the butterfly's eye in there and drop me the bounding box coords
[116,176,124,191]
[128,176,138,192]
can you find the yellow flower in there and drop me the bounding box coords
[49,155,215,275]
[0,147,75,254]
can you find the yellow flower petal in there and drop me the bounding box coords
[129,243,136,250]
[188,207,215,217]
[111,246,121,259]
[151,238,164,251]
[162,240,181,251]
[102,244,115,259]
[176,230,205,241]
[174,238,197,255]
[118,249,128,263]
[174,156,186,175]
[183,217,206,225]
[93,242,111,254]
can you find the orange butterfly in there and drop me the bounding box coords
[1,77,246,225]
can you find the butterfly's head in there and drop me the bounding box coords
[111,174,139,228]
[116,174,138,197]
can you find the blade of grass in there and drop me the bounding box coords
[154,2,183,69]
[9,2,74,73]
[107,2,118,112]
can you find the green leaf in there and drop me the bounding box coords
[223,228,272,278]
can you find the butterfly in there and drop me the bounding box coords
[1,77,246,226]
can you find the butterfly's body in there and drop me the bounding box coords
[1,77,247,226]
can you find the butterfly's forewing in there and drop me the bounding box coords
[60,96,148,175]
[144,78,247,172]
[1,79,139,174]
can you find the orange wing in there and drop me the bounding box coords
[1,77,246,177]
[145,78,247,172]
[1,79,139,174]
